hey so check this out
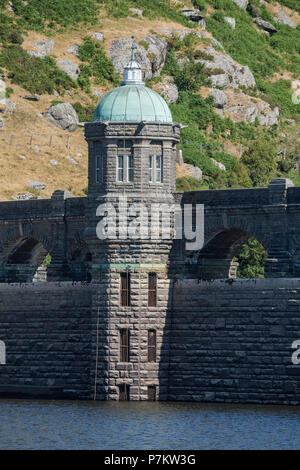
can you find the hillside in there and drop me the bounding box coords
[0,0,299,200]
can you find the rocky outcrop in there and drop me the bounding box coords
[0,119,4,128]
[209,89,227,108]
[225,17,236,29]
[68,44,80,56]
[211,158,226,171]
[223,90,279,126]
[186,164,203,180]
[27,181,46,191]
[181,9,204,22]
[254,17,277,33]
[92,32,104,41]
[110,35,168,79]
[198,47,256,89]
[129,8,143,16]
[232,0,248,9]
[156,77,178,104]
[46,103,79,132]
[27,39,54,58]
[58,60,80,80]
[274,6,296,29]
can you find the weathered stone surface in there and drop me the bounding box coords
[274,6,296,28]
[67,44,80,56]
[110,35,168,79]
[210,37,225,51]
[129,7,143,16]
[46,102,79,132]
[224,90,279,126]
[181,9,204,22]
[92,32,104,41]
[199,47,256,89]
[209,89,227,108]
[12,192,36,200]
[27,181,46,191]
[210,73,231,88]
[156,78,178,104]
[225,17,236,28]
[66,155,79,165]
[232,0,248,8]
[0,118,4,128]
[23,94,39,101]
[28,39,54,58]
[58,60,80,80]
[93,90,104,98]
[254,17,277,33]
[210,158,226,171]
[186,164,203,180]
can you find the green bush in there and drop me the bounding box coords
[78,38,120,92]
[12,0,98,31]
[72,102,95,122]
[241,136,277,186]
[176,176,208,191]
[234,237,267,278]
[0,46,76,94]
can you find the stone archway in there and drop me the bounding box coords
[0,236,51,282]
[197,227,268,279]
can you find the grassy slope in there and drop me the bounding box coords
[0,0,299,199]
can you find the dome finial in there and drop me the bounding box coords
[131,35,137,61]
[121,36,144,86]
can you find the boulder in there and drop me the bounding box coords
[198,48,256,89]
[210,38,225,52]
[156,80,178,104]
[46,102,79,132]
[58,60,80,80]
[27,181,46,191]
[210,73,231,88]
[181,9,204,22]
[35,39,54,56]
[92,32,104,41]
[186,164,203,180]
[129,8,143,16]
[141,35,168,75]
[23,94,39,101]
[232,0,248,8]
[93,90,104,98]
[225,17,236,29]
[50,159,58,166]
[209,89,227,108]
[68,44,80,56]
[211,158,226,171]
[0,118,4,128]
[0,99,16,113]
[274,7,296,28]
[13,193,37,201]
[66,155,79,165]
[254,17,277,33]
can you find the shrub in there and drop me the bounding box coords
[234,237,267,278]
[0,46,76,94]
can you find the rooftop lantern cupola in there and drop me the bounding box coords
[92,36,172,123]
[121,36,145,86]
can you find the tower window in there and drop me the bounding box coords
[148,329,156,362]
[127,154,134,182]
[120,328,130,362]
[119,384,130,401]
[117,155,124,182]
[120,272,131,307]
[95,154,103,183]
[148,273,157,307]
[149,155,153,182]
[148,155,163,183]
[117,155,134,183]
[156,155,162,183]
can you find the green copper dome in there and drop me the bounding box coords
[93,84,173,123]
[93,37,172,123]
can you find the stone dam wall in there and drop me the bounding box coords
[168,278,300,405]
[0,283,92,399]
[0,279,300,404]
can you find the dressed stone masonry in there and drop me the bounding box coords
[1,40,300,403]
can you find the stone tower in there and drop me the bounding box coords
[84,38,180,400]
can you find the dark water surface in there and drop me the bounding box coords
[0,399,300,449]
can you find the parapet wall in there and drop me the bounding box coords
[169,278,300,404]
[0,282,93,399]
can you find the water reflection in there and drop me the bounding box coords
[0,400,299,449]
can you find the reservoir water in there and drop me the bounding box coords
[0,399,299,449]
